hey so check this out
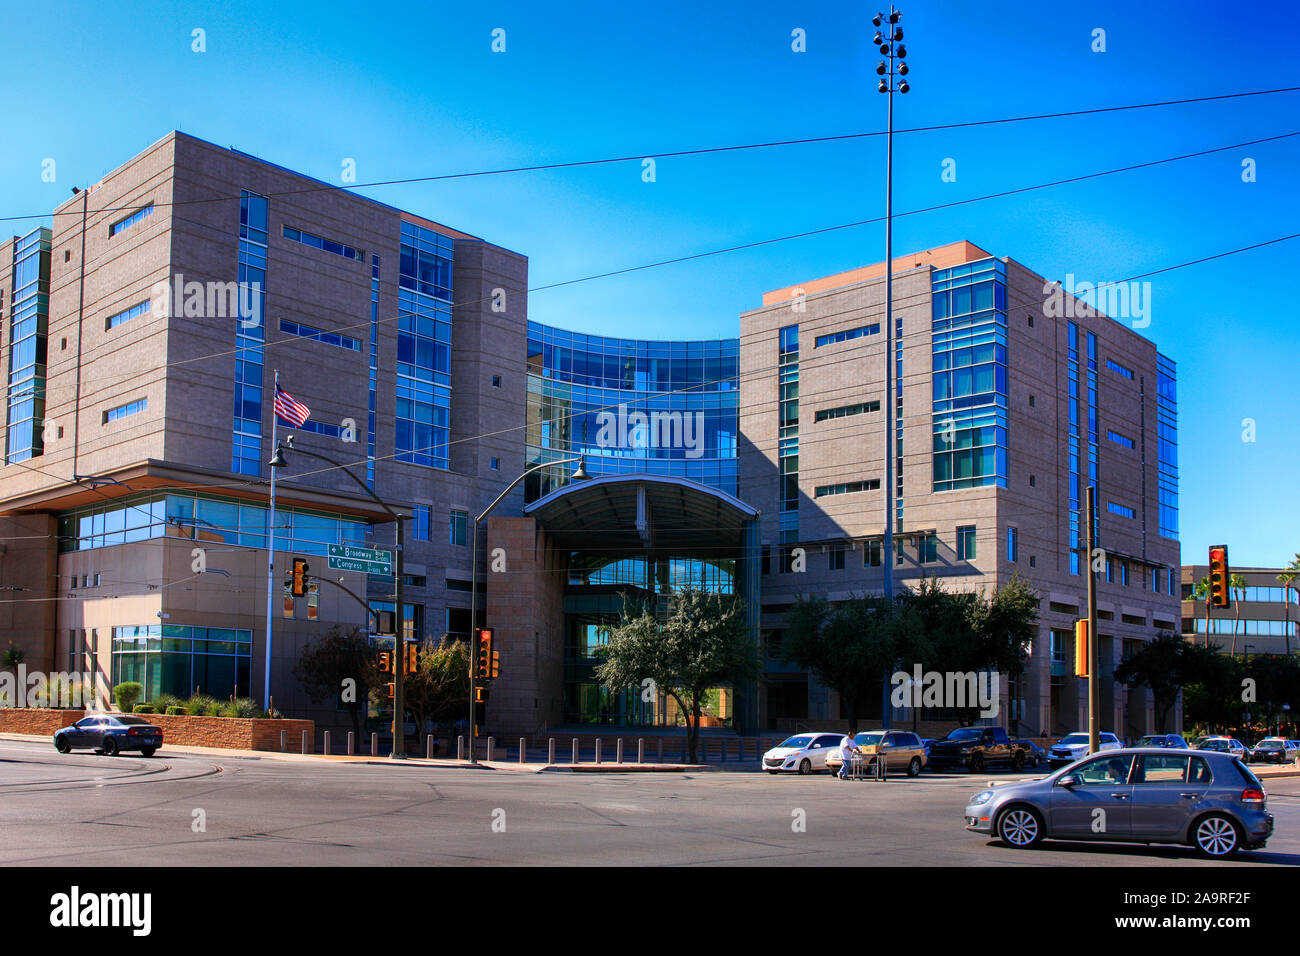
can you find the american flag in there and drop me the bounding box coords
[273,385,311,427]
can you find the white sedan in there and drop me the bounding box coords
[1047,731,1122,768]
[761,732,846,775]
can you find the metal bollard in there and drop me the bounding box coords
[657,738,663,763]
[487,737,495,762]
[347,731,355,756]
[572,738,579,764]
[548,738,556,765]
[519,737,526,764]
[426,734,434,759]
[638,738,645,764]
[370,732,378,756]
[301,730,309,755]
[616,739,624,764]
[280,730,286,753]
[323,731,331,755]
[595,739,602,765]
[458,735,465,760]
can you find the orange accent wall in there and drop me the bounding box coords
[761,240,993,306]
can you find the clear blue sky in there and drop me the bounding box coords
[2,0,1297,566]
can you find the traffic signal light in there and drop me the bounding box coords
[405,643,418,673]
[474,686,486,704]
[477,628,493,681]
[378,651,393,674]
[291,557,309,597]
[1208,545,1230,608]
[385,682,395,699]
[374,609,396,636]
[1074,620,1090,678]
[490,650,500,680]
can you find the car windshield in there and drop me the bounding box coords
[945,728,983,741]
[1059,734,1090,745]
[1257,739,1284,747]
[114,716,152,725]
[777,736,814,749]
[854,733,885,746]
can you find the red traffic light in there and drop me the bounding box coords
[1208,545,1229,609]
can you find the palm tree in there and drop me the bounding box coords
[1280,552,1300,658]
[1192,576,1213,647]
[1229,573,1248,657]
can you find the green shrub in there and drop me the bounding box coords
[154,693,183,713]
[113,682,144,713]
[165,706,184,716]
[133,703,156,714]
[222,698,259,718]
[183,694,216,716]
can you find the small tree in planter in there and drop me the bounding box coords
[113,682,144,713]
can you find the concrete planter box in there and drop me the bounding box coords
[0,708,313,753]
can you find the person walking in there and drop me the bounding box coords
[838,732,859,780]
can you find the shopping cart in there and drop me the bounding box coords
[845,751,887,781]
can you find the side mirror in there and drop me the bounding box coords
[1056,774,1080,788]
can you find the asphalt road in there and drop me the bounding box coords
[3,738,1298,866]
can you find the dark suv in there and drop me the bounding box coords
[53,714,163,757]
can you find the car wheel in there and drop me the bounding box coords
[54,735,71,754]
[798,759,812,775]
[102,737,119,757]
[767,770,779,775]
[997,805,1044,849]
[140,747,156,758]
[1192,814,1241,859]
[1011,751,1026,772]
[969,752,986,774]
[907,757,922,777]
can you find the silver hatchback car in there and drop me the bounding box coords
[964,748,1273,858]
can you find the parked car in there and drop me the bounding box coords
[964,748,1273,858]
[761,732,844,774]
[1047,732,1123,769]
[825,730,927,777]
[1249,738,1300,764]
[1197,737,1249,760]
[1013,739,1047,770]
[53,713,163,757]
[1135,733,1189,749]
[927,726,1035,773]
[920,738,937,757]
[1189,736,1213,749]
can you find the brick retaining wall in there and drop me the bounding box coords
[0,709,313,752]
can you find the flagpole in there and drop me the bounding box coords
[263,369,280,712]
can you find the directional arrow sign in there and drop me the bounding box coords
[327,544,394,575]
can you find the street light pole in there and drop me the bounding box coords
[874,7,909,601]
[469,456,587,765]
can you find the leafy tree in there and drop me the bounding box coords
[1182,652,1240,733]
[393,636,470,742]
[962,574,1039,728]
[782,594,904,734]
[293,625,373,738]
[1191,576,1213,647]
[1114,632,1222,732]
[595,588,758,763]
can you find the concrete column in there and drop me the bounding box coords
[595,739,602,765]
[487,736,495,762]
[370,732,378,756]
[616,739,624,764]
[323,731,331,755]
[637,738,644,764]
[571,738,579,764]
[426,734,434,759]
[280,730,286,753]
[519,737,526,763]
[347,731,355,756]
[548,738,555,765]
[457,735,465,760]
[657,738,663,763]
[301,730,309,755]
